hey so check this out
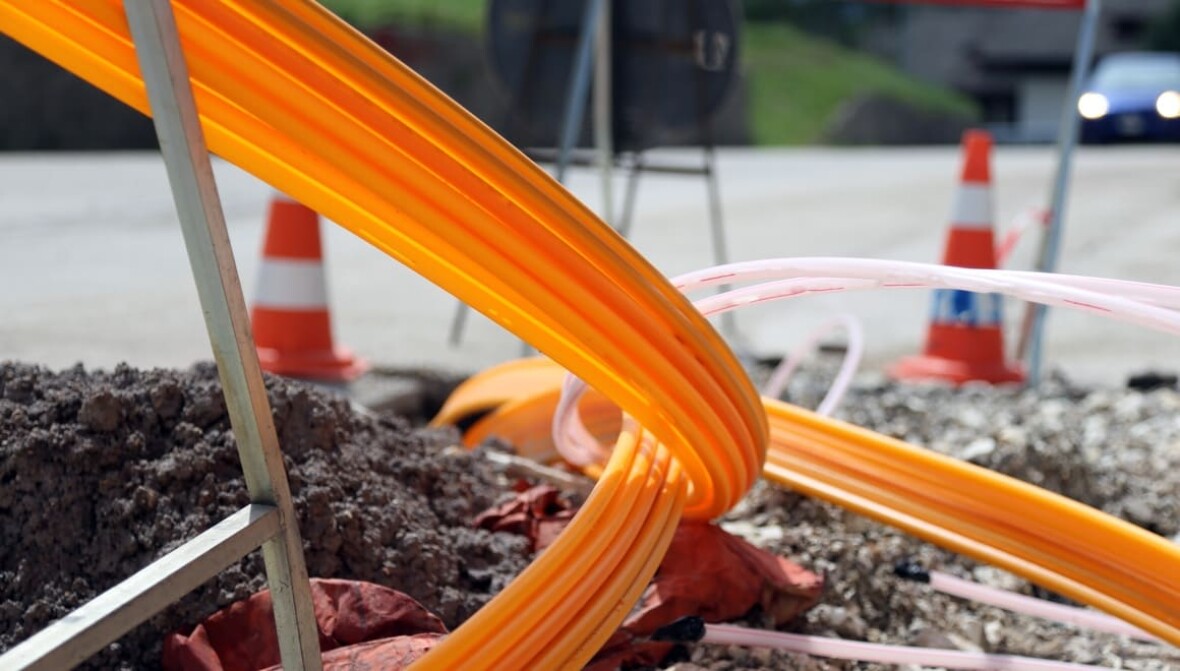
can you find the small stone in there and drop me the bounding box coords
[813,604,868,640]
[1121,497,1156,525]
[984,620,1004,647]
[913,629,958,650]
[960,437,996,462]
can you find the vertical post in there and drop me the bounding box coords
[704,145,737,338]
[617,154,644,239]
[516,0,606,357]
[122,2,323,669]
[1017,0,1102,384]
[593,0,614,228]
[554,0,604,184]
[448,300,468,346]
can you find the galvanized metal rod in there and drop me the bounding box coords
[447,299,468,347]
[122,1,322,668]
[1017,0,1102,384]
[617,154,644,239]
[1,505,279,671]
[593,0,614,228]
[522,0,602,358]
[457,0,611,350]
[554,0,605,184]
[704,146,737,338]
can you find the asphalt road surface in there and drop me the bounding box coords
[2,146,1177,386]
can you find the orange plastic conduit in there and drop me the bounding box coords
[0,1,764,668]
[432,358,1180,646]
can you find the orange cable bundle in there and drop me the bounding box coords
[3,1,1179,667]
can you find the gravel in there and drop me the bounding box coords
[2,357,1177,670]
[681,362,1180,670]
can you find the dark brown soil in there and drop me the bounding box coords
[5,359,1179,671]
[0,361,528,670]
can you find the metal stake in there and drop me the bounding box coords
[593,0,614,229]
[617,153,644,239]
[703,145,737,338]
[1017,0,1103,385]
[554,0,606,185]
[123,1,322,668]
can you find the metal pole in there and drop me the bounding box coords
[448,300,468,346]
[617,154,644,238]
[554,0,604,184]
[512,0,605,357]
[593,0,614,228]
[123,2,322,669]
[1017,0,1102,385]
[704,145,737,338]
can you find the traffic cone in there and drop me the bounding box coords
[889,130,1024,385]
[249,193,367,382]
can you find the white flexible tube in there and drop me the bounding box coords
[999,272,1180,311]
[676,258,1180,321]
[761,314,864,417]
[542,257,1180,667]
[552,259,1180,468]
[551,371,609,467]
[702,623,1115,671]
[928,571,1159,643]
[676,259,1180,335]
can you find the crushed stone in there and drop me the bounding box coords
[4,356,1179,671]
[685,363,1180,670]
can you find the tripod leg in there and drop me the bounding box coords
[448,301,469,347]
[617,154,643,238]
[704,145,737,338]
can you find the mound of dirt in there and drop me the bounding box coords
[5,358,1179,671]
[0,362,527,670]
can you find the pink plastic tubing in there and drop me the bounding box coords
[928,571,1159,642]
[761,313,864,417]
[553,258,1180,470]
[675,259,1180,332]
[542,257,1180,666]
[702,623,1114,671]
[551,371,612,467]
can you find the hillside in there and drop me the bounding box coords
[320,0,978,146]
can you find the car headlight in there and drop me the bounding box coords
[1156,91,1180,119]
[1077,92,1109,120]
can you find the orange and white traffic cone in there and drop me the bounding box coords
[249,193,367,382]
[888,130,1024,385]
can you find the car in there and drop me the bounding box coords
[1077,52,1180,143]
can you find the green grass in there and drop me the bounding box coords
[742,22,978,144]
[318,0,485,32]
[315,2,978,145]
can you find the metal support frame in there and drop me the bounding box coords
[1017,0,1103,384]
[2,506,280,669]
[555,0,606,185]
[450,0,739,346]
[0,2,323,669]
[593,0,614,230]
[616,148,737,337]
[450,0,611,352]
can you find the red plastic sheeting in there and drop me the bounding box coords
[162,579,447,671]
[475,488,823,668]
[863,0,1084,8]
[588,523,825,670]
[474,484,578,553]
